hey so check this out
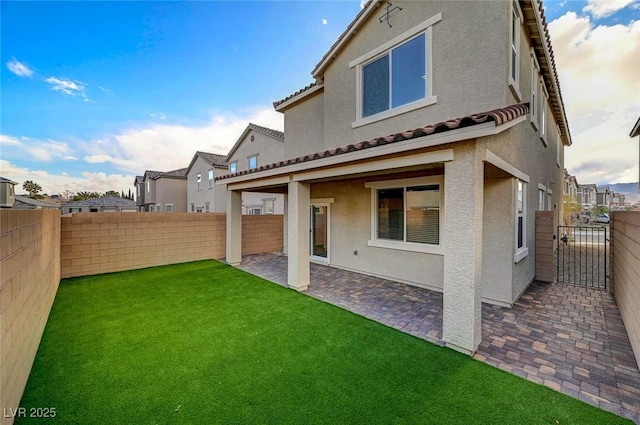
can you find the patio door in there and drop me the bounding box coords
[310,204,329,263]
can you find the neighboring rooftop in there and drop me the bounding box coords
[13,195,61,209]
[63,196,137,207]
[226,123,285,160]
[0,177,18,185]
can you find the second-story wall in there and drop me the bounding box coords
[227,128,285,172]
[156,178,187,212]
[187,157,227,212]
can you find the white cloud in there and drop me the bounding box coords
[6,58,34,78]
[83,107,284,174]
[0,159,135,196]
[44,76,89,100]
[150,113,167,120]
[322,19,328,25]
[1,135,77,162]
[548,12,640,184]
[583,0,635,18]
[0,134,22,145]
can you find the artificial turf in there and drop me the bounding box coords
[17,260,630,424]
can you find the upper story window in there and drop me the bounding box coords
[136,184,140,197]
[229,161,237,174]
[249,155,258,170]
[556,126,562,167]
[350,14,441,128]
[530,50,539,129]
[263,198,275,215]
[146,181,150,193]
[509,1,522,100]
[540,80,548,145]
[515,179,528,262]
[197,172,202,190]
[208,169,214,189]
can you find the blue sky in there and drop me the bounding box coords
[1,0,639,195]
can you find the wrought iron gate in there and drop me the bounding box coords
[556,225,608,288]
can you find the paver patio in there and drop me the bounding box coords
[238,252,640,423]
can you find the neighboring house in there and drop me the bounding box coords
[596,186,611,209]
[62,196,137,214]
[139,168,188,212]
[134,175,145,212]
[219,0,571,354]
[563,169,578,199]
[0,177,17,208]
[13,195,61,210]
[186,151,228,213]
[610,192,625,209]
[577,184,597,210]
[631,116,640,194]
[225,123,286,215]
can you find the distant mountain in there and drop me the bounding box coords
[600,182,638,194]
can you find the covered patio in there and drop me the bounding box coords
[238,253,640,423]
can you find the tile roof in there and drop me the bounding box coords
[14,195,61,209]
[198,152,227,167]
[217,102,529,181]
[63,196,136,207]
[273,82,318,109]
[0,176,18,184]
[226,123,285,160]
[143,168,188,180]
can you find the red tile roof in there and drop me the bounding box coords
[217,102,529,181]
[273,82,318,109]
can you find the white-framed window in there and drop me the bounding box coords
[509,1,522,100]
[530,50,539,129]
[547,189,553,211]
[263,198,275,215]
[150,205,155,212]
[191,203,195,212]
[69,207,81,213]
[166,204,173,213]
[156,204,161,212]
[205,202,210,212]
[365,176,443,255]
[208,169,214,189]
[540,80,548,145]
[146,181,150,193]
[538,189,545,211]
[515,179,528,262]
[196,173,202,190]
[249,155,258,170]
[350,14,440,128]
[136,184,140,197]
[229,161,237,174]
[248,207,262,215]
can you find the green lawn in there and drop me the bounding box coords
[18,260,629,424]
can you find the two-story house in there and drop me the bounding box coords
[139,169,188,212]
[134,175,145,212]
[0,177,17,208]
[563,169,578,199]
[225,123,286,215]
[185,152,228,213]
[218,0,571,354]
[596,186,611,209]
[578,183,597,210]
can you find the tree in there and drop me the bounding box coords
[72,191,102,201]
[23,180,43,199]
[562,195,582,226]
[103,190,120,197]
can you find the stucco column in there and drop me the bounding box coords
[287,181,310,291]
[226,189,242,266]
[283,193,288,255]
[442,144,484,354]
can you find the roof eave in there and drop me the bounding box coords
[274,84,324,112]
[630,116,640,138]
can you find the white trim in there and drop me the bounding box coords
[514,247,528,263]
[165,204,174,213]
[508,1,522,101]
[311,198,334,204]
[228,175,291,191]
[537,183,547,191]
[556,125,562,167]
[310,202,331,264]
[274,84,324,112]
[483,149,530,182]
[352,96,438,128]
[514,179,527,262]
[530,48,540,130]
[366,175,444,255]
[349,13,442,67]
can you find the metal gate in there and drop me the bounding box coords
[556,225,608,288]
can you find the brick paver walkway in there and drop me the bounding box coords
[237,253,640,423]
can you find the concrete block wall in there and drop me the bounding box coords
[610,212,640,367]
[61,213,284,278]
[535,211,555,283]
[0,210,61,425]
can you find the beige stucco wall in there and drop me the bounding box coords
[60,213,284,278]
[155,178,187,212]
[187,157,226,212]
[311,175,444,290]
[227,129,285,172]
[0,210,61,425]
[143,178,156,206]
[285,1,507,157]
[611,212,640,368]
[241,192,285,215]
[284,91,325,159]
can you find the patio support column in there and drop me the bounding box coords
[287,181,310,291]
[226,189,242,266]
[442,143,484,354]
[283,193,288,255]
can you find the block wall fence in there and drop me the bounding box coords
[60,213,284,278]
[1,211,283,424]
[0,210,61,425]
[610,211,640,368]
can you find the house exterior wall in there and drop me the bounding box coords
[310,174,445,291]
[241,192,285,215]
[0,210,61,425]
[0,181,16,208]
[143,178,156,208]
[187,157,226,212]
[227,129,285,173]
[136,182,145,209]
[284,0,507,157]
[155,178,187,212]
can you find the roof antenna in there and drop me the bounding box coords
[379,2,402,28]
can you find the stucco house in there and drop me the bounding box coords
[138,168,188,212]
[0,177,17,208]
[62,196,137,214]
[225,123,286,215]
[578,183,597,210]
[218,0,570,354]
[186,151,228,213]
[596,186,611,209]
